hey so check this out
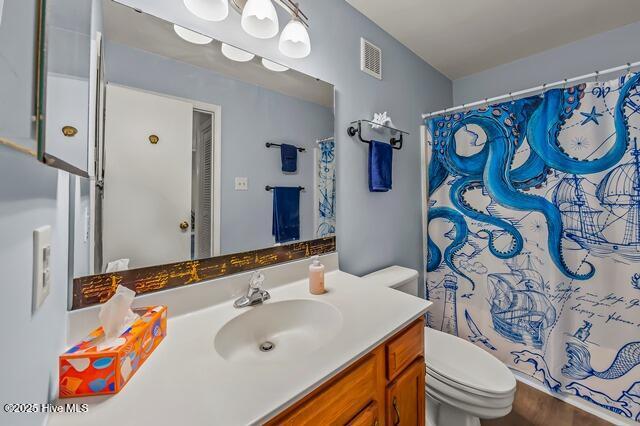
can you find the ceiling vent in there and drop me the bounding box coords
[360,38,382,80]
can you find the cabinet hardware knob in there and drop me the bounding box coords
[179,221,189,231]
[392,396,400,425]
[149,134,159,144]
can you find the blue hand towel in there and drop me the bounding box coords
[368,140,393,192]
[272,187,300,243]
[280,144,298,173]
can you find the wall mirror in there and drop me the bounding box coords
[68,0,335,295]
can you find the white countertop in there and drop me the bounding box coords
[48,270,431,426]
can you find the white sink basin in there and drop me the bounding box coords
[214,299,343,363]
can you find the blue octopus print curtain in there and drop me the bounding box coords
[316,138,336,237]
[425,72,640,422]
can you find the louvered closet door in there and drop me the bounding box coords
[194,110,213,259]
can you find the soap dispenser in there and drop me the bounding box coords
[309,256,325,295]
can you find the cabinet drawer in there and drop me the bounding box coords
[386,318,424,381]
[268,354,378,425]
[346,401,380,426]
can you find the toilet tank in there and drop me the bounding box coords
[361,266,419,297]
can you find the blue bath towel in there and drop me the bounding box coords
[368,140,393,192]
[272,187,300,243]
[280,144,298,173]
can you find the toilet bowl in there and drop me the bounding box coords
[362,266,516,426]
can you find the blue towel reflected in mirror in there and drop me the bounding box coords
[368,140,393,192]
[272,187,300,243]
[280,144,298,173]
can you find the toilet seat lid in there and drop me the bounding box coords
[424,327,515,395]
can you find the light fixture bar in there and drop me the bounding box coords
[231,0,308,27]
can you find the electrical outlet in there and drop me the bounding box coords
[33,225,52,311]
[235,177,248,191]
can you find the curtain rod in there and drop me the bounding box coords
[422,60,640,120]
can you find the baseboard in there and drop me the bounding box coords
[512,370,634,425]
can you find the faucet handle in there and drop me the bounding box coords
[249,270,265,289]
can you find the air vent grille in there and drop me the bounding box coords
[360,38,382,80]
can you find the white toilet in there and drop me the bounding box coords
[362,266,517,426]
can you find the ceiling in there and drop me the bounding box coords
[103,1,333,108]
[345,0,640,80]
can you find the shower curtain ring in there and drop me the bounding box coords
[562,78,568,90]
[541,83,546,98]
[509,92,514,104]
[627,62,632,76]
[595,70,600,83]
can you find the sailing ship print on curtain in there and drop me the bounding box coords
[316,138,336,238]
[425,72,640,422]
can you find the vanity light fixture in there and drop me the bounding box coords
[174,25,213,45]
[261,58,289,72]
[241,0,279,39]
[221,43,255,62]
[278,6,310,58]
[184,0,311,57]
[183,0,229,22]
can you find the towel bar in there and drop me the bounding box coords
[265,185,305,191]
[265,142,306,152]
[347,119,408,150]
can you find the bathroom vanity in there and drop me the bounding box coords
[48,254,431,425]
[266,317,425,425]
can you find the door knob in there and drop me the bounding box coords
[179,221,189,231]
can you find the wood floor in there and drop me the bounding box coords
[481,381,613,426]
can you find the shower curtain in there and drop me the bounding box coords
[424,72,640,422]
[316,138,336,237]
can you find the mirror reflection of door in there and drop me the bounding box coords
[101,84,218,271]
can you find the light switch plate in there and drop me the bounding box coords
[33,225,52,311]
[235,177,248,191]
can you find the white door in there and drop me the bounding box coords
[103,84,192,270]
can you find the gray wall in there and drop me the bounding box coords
[0,4,70,425]
[0,2,87,425]
[116,0,452,280]
[453,21,640,104]
[104,41,334,254]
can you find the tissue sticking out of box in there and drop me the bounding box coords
[98,285,139,347]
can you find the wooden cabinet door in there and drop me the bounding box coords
[385,358,425,426]
[346,401,380,426]
[267,354,379,425]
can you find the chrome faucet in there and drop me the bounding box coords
[233,271,270,308]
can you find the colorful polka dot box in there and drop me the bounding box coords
[59,305,167,398]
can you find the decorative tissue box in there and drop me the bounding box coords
[59,305,167,398]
